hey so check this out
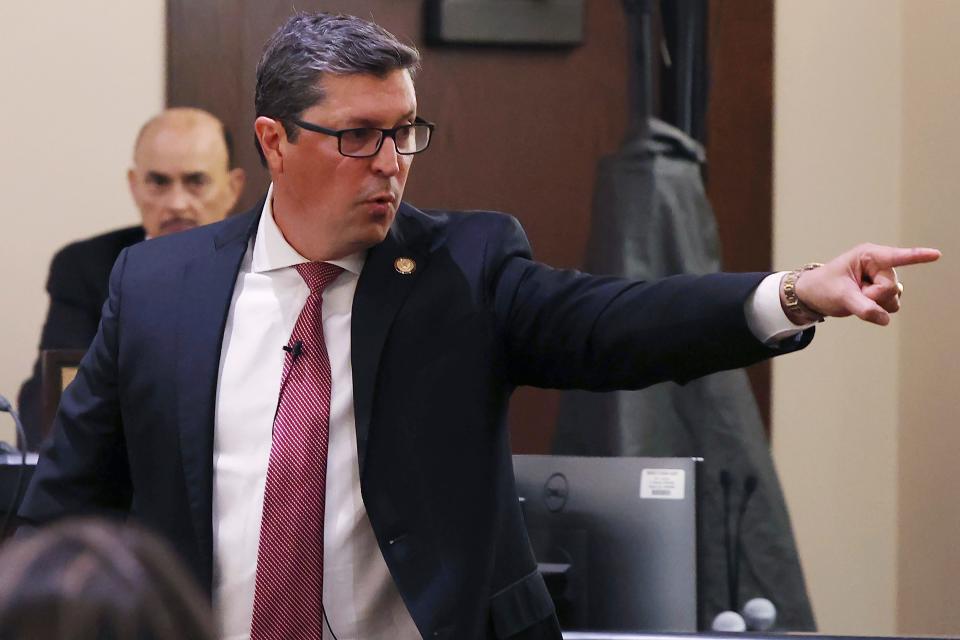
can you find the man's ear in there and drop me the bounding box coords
[255,117,286,174]
[126,167,141,203]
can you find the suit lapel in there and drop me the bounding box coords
[175,209,259,583]
[352,204,433,477]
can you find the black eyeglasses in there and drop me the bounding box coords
[290,117,435,158]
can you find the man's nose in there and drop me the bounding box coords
[162,182,192,212]
[371,137,401,177]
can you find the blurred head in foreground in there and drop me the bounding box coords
[0,519,216,640]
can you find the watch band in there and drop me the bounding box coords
[782,262,825,325]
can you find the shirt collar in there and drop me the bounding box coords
[251,183,365,276]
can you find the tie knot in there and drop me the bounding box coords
[295,262,343,294]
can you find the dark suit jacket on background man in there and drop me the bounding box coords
[17,226,145,446]
[19,198,810,639]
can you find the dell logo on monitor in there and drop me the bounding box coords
[543,472,569,512]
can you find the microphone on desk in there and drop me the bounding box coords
[0,394,27,454]
[719,471,738,605]
[713,470,745,631]
[734,478,777,630]
[732,475,758,610]
[0,393,29,537]
[712,594,778,632]
[712,472,775,632]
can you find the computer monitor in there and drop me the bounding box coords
[513,455,700,633]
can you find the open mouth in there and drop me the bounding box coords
[367,193,396,206]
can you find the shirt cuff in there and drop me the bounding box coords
[744,272,817,345]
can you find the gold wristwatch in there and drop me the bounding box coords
[782,263,825,325]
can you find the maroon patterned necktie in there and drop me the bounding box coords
[251,262,343,640]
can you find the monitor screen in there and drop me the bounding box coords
[513,455,700,633]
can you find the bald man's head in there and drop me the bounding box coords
[128,108,246,238]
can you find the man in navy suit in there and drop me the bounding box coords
[19,12,938,640]
[17,108,245,447]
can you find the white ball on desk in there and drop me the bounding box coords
[711,610,747,632]
[742,597,777,631]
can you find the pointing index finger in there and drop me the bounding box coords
[869,246,941,270]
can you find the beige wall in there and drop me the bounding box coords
[898,1,960,635]
[0,1,165,443]
[774,0,960,635]
[774,1,902,634]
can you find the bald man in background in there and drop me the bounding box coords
[17,108,245,448]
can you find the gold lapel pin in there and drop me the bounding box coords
[394,257,416,275]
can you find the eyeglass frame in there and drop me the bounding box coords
[289,116,436,158]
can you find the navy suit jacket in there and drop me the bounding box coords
[19,200,809,639]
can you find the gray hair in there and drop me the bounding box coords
[254,12,421,161]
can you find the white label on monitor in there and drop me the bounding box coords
[640,468,685,500]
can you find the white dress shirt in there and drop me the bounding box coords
[213,186,421,640]
[211,186,809,640]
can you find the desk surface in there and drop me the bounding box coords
[563,633,958,640]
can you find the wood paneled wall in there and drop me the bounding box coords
[167,0,773,452]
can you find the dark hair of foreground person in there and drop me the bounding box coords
[0,519,215,640]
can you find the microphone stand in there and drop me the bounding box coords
[0,394,29,537]
[732,475,758,612]
[719,469,736,611]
